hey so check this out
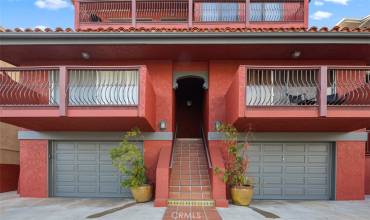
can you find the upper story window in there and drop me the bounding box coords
[198,3,242,22]
[250,3,283,22]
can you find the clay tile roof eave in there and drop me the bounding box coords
[1,26,370,33]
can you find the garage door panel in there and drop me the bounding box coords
[78,175,97,182]
[56,185,75,193]
[263,155,283,162]
[78,185,97,193]
[100,175,119,182]
[53,141,142,198]
[263,187,283,195]
[77,164,97,172]
[306,177,328,185]
[100,164,117,172]
[56,143,75,151]
[307,166,327,174]
[285,155,305,163]
[262,144,283,153]
[285,187,305,195]
[263,176,282,184]
[77,143,98,151]
[249,155,260,162]
[56,174,75,182]
[247,142,332,200]
[285,144,305,153]
[77,154,97,161]
[56,153,74,161]
[307,144,328,152]
[56,164,75,172]
[285,166,305,174]
[263,166,282,173]
[308,156,328,163]
[285,176,305,184]
[306,187,328,195]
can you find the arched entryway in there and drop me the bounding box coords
[175,77,205,138]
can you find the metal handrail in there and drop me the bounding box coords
[201,126,212,169]
[169,123,178,168]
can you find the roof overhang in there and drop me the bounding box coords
[1,32,370,45]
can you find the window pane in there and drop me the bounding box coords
[201,3,239,22]
[250,3,283,22]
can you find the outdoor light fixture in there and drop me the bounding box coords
[81,52,90,60]
[159,120,167,130]
[186,100,192,107]
[291,50,301,59]
[215,121,222,131]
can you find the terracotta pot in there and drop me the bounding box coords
[130,184,153,203]
[230,185,254,206]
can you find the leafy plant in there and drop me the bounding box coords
[214,123,252,187]
[110,128,147,188]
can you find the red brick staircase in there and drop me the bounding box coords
[162,138,222,220]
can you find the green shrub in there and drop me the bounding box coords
[214,123,252,187]
[110,128,147,188]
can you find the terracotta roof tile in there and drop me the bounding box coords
[1,26,370,33]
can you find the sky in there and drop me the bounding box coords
[0,0,369,29]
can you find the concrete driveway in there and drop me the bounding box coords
[1,191,370,220]
[218,196,370,220]
[0,191,165,220]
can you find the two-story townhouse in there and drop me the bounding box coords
[0,0,369,207]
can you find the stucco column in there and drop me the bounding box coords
[336,141,365,200]
[19,140,48,197]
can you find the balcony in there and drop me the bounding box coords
[74,0,307,29]
[0,66,156,131]
[225,66,370,132]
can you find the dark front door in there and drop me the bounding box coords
[175,77,204,138]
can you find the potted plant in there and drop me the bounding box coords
[110,128,153,202]
[214,123,254,206]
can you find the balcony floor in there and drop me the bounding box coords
[0,106,154,131]
[234,106,370,132]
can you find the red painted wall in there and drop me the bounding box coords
[19,140,48,197]
[336,141,365,200]
[365,155,370,195]
[0,164,19,192]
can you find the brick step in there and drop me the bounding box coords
[170,175,210,180]
[167,199,215,207]
[171,170,209,175]
[170,179,210,186]
[172,164,209,168]
[169,192,212,200]
[174,151,205,157]
[169,186,211,192]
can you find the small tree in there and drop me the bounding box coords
[214,123,252,187]
[110,128,147,188]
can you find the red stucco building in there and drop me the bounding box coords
[0,0,369,208]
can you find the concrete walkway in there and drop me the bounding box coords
[218,196,370,220]
[1,191,370,220]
